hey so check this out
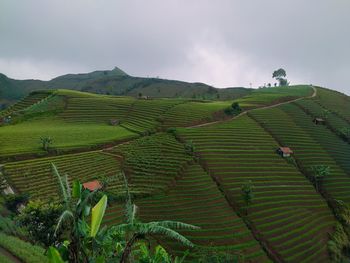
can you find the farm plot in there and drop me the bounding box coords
[0,90,52,118]
[0,118,137,159]
[315,87,350,123]
[234,85,313,110]
[120,99,184,133]
[104,164,269,262]
[178,115,335,262]
[3,151,122,199]
[161,101,230,129]
[60,94,135,123]
[106,133,192,195]
[250,104,350,204]
[294,99,350,137]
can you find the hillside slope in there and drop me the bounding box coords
[0,67,251,106]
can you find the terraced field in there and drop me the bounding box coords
[3,151,122,199]
[0,118,137,159]
[178,115,336,262]
[315,87,350,123]
[294,99,350,136]
[120,99,184,133]
[161,101,230,128]
[0,91,52,118]
[106,133,191,195]
[234,85,313,110]
[249,104,350,204]
[61,95,135,123]
[105,164,270,262]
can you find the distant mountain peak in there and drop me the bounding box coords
[111,66,128,76]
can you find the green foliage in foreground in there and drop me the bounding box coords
[0,232,48,263]
[17,200,63,247]
[50,164,198,263]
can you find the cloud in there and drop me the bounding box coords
[0,0,349,95]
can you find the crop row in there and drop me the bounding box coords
[250,103,350,203]
[178,115,335,262]
[104,164,269,262]
[0,91,52,118]
[294,99,350,137]
[106,133,192,195]
[3,151,122,199]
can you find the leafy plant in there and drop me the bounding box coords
[113,173,199,263]
[16,200,63,246]
[4,193,29,213]
[40,136,53,151]
[49,165,198,263]
[241,180,254,215]
[309,165,330,192]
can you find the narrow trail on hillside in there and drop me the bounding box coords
[188,86,317,128]
[0,246,22,263]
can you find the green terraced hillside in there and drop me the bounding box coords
[1,85,349,262]
[178,115,336,262]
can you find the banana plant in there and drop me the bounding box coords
[50,164,108,263]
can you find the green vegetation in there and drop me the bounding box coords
[0,232,48,263]
[0,118,137,159]
[178,115,336,261]
[0,83,349,262]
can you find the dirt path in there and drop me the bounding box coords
[0,246,22,263]
[188,86,317,128]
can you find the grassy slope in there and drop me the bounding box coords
[178,115,336,262]
[104,163,270,262]
[1,85,349,262]
[0,68,251,104]
[0,232,48,263]
[0,118,136,158]
[3,151,122,199]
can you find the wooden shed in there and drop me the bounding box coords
[83,180,102,191]
[313,118,325,125]
[277,147,293,157]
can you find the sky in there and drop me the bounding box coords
[0,0,349,95]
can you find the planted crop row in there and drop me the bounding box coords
[0,91,52,118]
[234,85,313,110]
[178,115,335,262]
[250,103,350,204]
[106,133,191,195]
[294,99,350,137]
[61,96,135,123]
[161,101,230,129]
[104,164,269,262]
[315,87,350,123]
[3,151,122,199]
[0,232,48,263]
[120,99,184,133]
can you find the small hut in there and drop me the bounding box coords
[277,147,293,157]
[109,119,120,126]
[313,118,325,125]
[83,180,102,192]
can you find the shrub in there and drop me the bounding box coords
[16,200,63,246]
[40,136,53,151]
[4,193,29,213]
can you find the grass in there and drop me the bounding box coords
[234,85,313,110]
[0,118,137,158]
[0,232,48,263]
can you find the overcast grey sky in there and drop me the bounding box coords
[0,0,349,94]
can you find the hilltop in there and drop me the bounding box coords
[0,67,251,108]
